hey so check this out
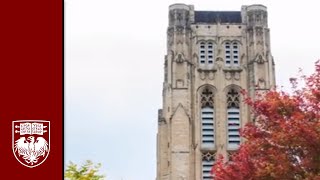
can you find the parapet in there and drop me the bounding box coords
[242,4,268,27]
[246,4,267,12]
[169,3,190,11]
[168,3,194,27]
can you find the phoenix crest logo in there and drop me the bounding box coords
[12,120,50,168]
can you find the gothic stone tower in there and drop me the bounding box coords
[157,4,276,180]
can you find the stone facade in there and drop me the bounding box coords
[157,4,275,180]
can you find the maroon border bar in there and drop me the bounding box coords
[0,0,63,179]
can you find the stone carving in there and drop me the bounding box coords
[176,26,184,34]
[199,71,216,80]
[234,72,240,80]
[175,53,185,63]
[224,71,241,81]
[256,78,266,89]
[201,88,214,108]
[200,72,206,80]
[215,57,223,70]
[255,26,263,36]
[176,79,184,88]
[208,72,214,80]
[177,40,183,45]
[256,54,264,64]
[227,89,240,108]
[202,152,215,161]
[225,72,232,80]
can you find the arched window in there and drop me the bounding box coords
[199,42,206,64]
[199,42,214,65]
[232,42,239,65]
[225,42,231,65]
[225,42,240,66]
[207,42,213,64]
[202,152,215,180]
[200,88,215,148]
[226,89,240,149]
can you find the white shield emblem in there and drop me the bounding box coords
[12,120,50,168]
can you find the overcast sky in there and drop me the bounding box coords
[65,0,320,179]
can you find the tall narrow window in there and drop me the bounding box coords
[201,88,215,148]
[199,42,214,65]
[202,152,215,180]
[225,42,240,66]
[207,42,213,64]
[232,42,239,65]
[200,42,206,64]
[225,42,231,65]
[226,89,240,149]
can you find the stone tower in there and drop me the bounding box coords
[157,4,275,180]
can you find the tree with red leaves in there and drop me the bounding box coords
[212,61,320,180]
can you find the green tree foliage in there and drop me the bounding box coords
[65,160,105,180]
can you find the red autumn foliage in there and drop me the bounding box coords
[212,60,320,180]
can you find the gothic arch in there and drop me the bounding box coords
[223,84,242,94]
[223,84,242,108]
[196,40,206,44]
[206,39,217,45]
[198,84,216,151]
[197,84,217,95]
[220,39,243,46]
[224,85,242,150]
[196,39,217,45]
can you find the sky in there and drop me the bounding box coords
[65,0,320,179]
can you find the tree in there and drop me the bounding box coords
[65,160,105,180]
[212,60,320,180]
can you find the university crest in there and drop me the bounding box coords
[12,120,50,168]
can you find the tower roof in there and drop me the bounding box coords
[194,11,242,24]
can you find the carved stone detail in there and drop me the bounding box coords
[227,89,240,108]
[202,152,215,161]
[224,71,241,81]
[175,53,185,63]
[200,72,206,80]
[255,54,265,64]
[256,78,266,89]
[201,88,214,108]
[199,70,216,80]
[208,72,214,80]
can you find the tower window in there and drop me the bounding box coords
[199,42,215,65]
[200,88,215,149]
[226,89,241,149]
[225,42,240,66]
[202,152,215,180]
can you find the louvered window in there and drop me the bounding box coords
[199,42,214,65]
[200,88,215,148]
[201,107,214,148]
[225,42,239,66]
[226,89,241,149]
[202,152,215,180]
[200,42,206,64]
